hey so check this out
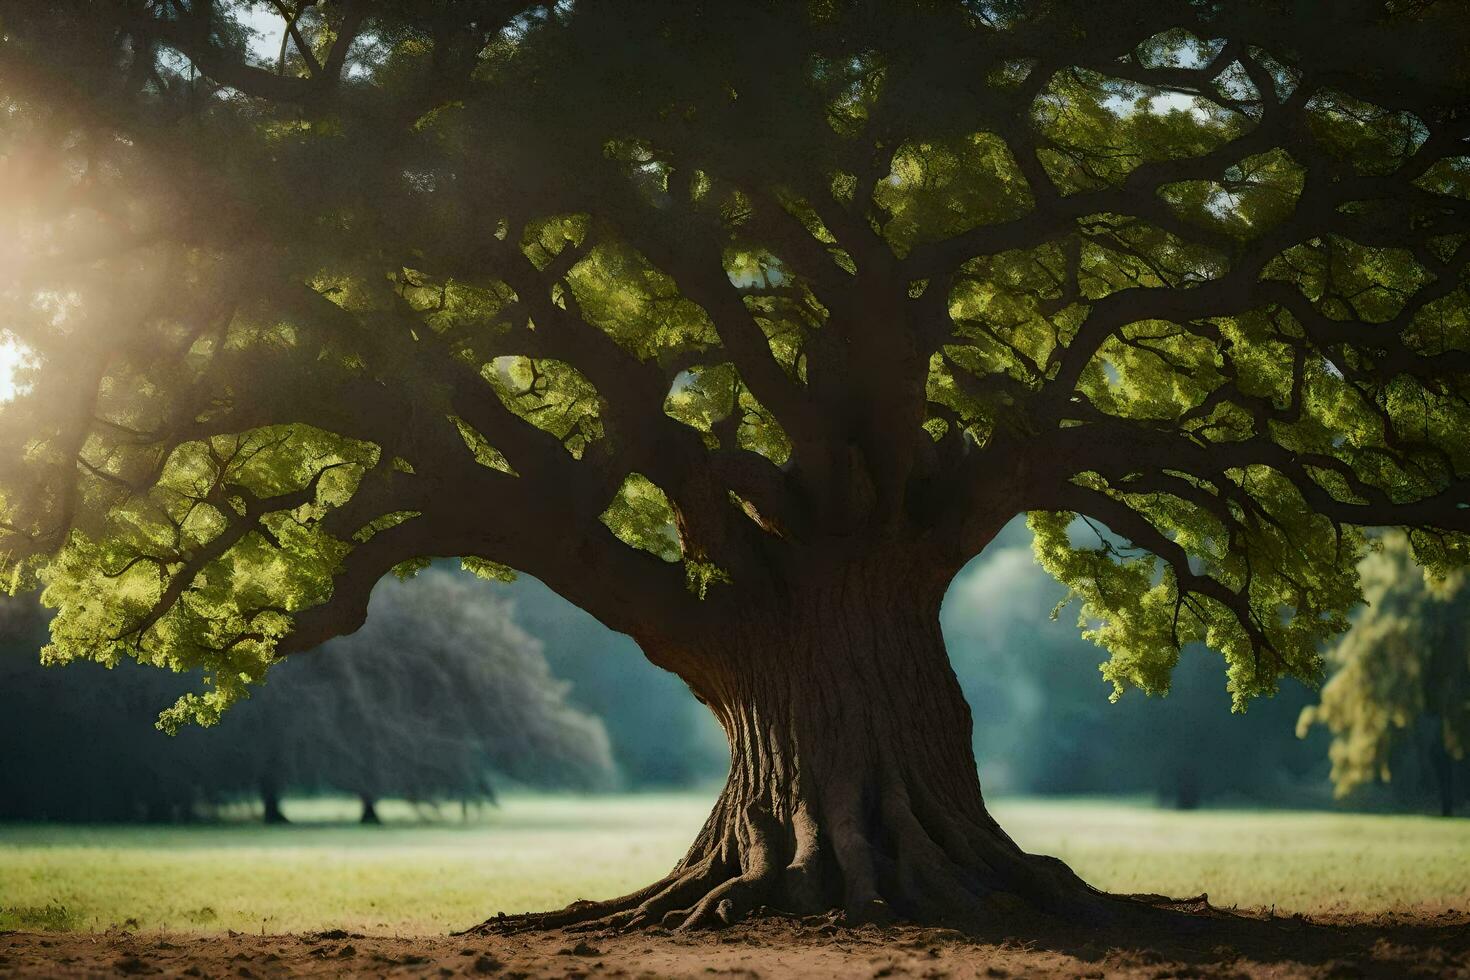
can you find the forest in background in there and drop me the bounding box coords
[1,519,1463,820]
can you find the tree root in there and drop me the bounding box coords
[463,864,1195,938]
[460,795,1164,938]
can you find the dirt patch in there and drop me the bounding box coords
[2,906,1467,978]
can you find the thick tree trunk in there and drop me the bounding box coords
[360,794,381,825]
[481,567,1105,932]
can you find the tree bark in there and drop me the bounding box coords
[360,794,382,825]
[481,563,1105,932]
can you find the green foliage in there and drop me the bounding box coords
[450,417,516,474]
[36,427,371,729]
[875,133,1032,254]
[564,242,720,360]
[664,363,739,443]
[684,560,732,600]
[3,0,1470,731]
[1031,480,1366,710]
[484,357,605,458]
[461,557,517,583]
[1298,532,1470,798]
[945,517,1327,804]
[600,474,681,562]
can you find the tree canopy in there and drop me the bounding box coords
[1298,531,1470,813]
[4,0,1470,726]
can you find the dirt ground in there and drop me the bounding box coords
[3,905,1469,979]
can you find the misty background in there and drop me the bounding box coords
[0,517,1461,821]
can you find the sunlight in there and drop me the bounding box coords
[0,334,36,403]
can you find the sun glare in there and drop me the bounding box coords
[0,335,36,403]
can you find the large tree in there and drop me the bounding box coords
[4,0,1470,930]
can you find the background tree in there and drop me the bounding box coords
[945,519,1326,810]
[4,0,1470,930]
[1298,532,1470,817]
[0,572,614,822]
[502,575,727,787]
[300,570,617,818]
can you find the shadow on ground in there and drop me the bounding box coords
[2,903,1467,978]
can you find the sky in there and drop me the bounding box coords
[235,4,289,62]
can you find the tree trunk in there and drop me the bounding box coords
[1433,736,1455,818]
[482,566,1103,932]
[1172,768,1201,811]
[360,794,381,825]
[260,777,288,825]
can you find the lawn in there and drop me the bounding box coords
[1,794,1466,935]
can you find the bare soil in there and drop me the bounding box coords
[3,905,1468,978]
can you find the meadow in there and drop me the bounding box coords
[2,793,1467,935]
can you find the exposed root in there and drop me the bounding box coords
[463,792,1151,938]
[461,599,1191,940]
[466,873,1223,940]
[459,879,669,935]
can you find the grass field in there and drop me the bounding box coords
[2,794,1467,935]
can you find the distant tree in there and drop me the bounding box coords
[1298,533,1470,817]
[0,572,614,821]
[287,570,618,815]
[502,575,726,788]
[6,0,1470,929]
[946,518,1325,809]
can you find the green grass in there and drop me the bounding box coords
[997,799,1470,916]
[1,794,1466,934]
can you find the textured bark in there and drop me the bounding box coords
[480,563,1105,933]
